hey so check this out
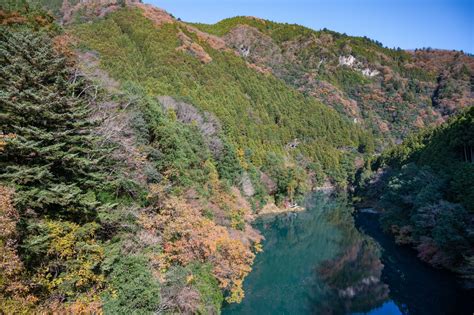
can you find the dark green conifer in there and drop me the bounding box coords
[0,29,104,221]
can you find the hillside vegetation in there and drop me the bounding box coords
[0,2,373,313]
[0,4,259,313]
[194,16,473,146]
[0,0,472,313]
[70,8,373,189]
[358,107,474,279]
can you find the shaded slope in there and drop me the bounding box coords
[359,107,474,279]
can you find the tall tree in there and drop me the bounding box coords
[0,29,104,221]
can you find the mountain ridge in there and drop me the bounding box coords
[190,16,473,145]
[0,1,472,313]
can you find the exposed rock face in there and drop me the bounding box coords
[339,55,356,67]
[60,0,142,24]
[361,68,380,77]
[223,25,284,72]
[338,55,380,77]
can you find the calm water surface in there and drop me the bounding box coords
[223,193,474,315]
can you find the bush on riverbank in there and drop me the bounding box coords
[358,107,474,279]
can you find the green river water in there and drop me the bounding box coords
[223,193,474,315]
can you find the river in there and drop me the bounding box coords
[223,193,474,315]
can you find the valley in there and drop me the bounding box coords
[0,1,472,313]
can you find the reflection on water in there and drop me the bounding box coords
[223,193,474,315]
[223,193,389,315]
[355,211,474,315]
[316,207,389,314]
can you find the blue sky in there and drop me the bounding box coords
[145,0,474,53]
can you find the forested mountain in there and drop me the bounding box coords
[194,17,473,146]
[0,1,369,312]
[0,0,472,313]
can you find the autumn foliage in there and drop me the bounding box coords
[0,186,37,313]
[140,187,259,303]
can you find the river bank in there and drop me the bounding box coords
[256,202,306,216]
[355,211,474,315]
[222,193,474,314]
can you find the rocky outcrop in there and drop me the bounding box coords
[223,25,284,71]
[338,54,380,77]
[339,55,357,67]
[60,0,142,24]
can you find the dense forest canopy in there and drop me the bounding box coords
[193,16,473,146]
[0,0,472,313]
[358,107,474,278]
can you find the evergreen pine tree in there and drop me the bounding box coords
[0,29,104,222]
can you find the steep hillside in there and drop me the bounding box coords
[0,2,373,313]
[193,17,474,146]
[1,0,472,313]
[358,107,474,280]
[69,5,374,190]
[0,5,260,313]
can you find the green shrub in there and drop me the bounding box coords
[102,255,161,314]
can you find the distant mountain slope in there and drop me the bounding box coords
[70,5,373,189]
[24,0,473,147]
[193,17,474,146]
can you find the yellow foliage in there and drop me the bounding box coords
[230,208,246,230]
[31,220,105,309]
[46,220,80,259]
[226,279,245,304]
[186,274,195,284]
[0,133,15,152]
[236,147,248,170]
[42,293,103,315]
[0,186,37,312]
[139,193,256,303]
[204,159,220,191]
